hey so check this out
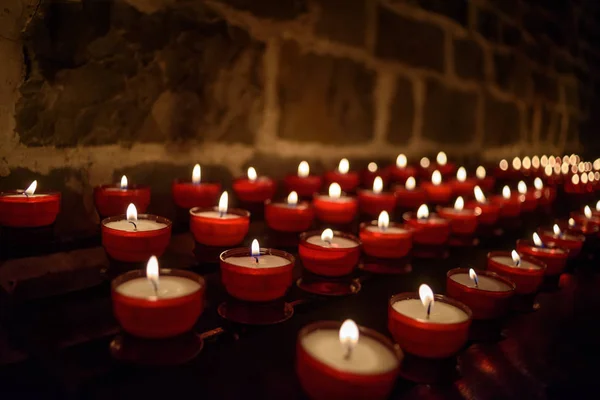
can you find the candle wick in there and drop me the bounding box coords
[151,280,159,297]
[426,302,432,319]
[324,239,332,247]
[343,345,352,360]
[474,277,479,287]
[515,260,521,267]
[219,211,224,218]
[128,220,138,231]
[23,192,29,198]
[254,256,259,265]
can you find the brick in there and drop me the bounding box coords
[215,0,307,19]
[417,0,468,26]
[315,0,366,47]
[540,105,561,142]
[477,8,500,42]
[277,41,375,144]
[564,82,579,110]
[422,80,477,144]
[483,94,521,146]
[387,77,415,144]
[454,38,484,81]
[494,52,531,98]
[532,71,558,102]
[376,6,445,72]
[501,24,522,47]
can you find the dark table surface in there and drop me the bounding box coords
[1,202,600,400]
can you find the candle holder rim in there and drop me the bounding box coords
[111,268,206,293]
[486,250,547,271]
[0,190,61,198]
[299,230,361,249]
[189,206,250,218]
[536,227,585,242]
[516,238,569,255]
[312,192,356,201]
[401,211,448,223]
[264,198,312,207]
[172,179,222,186]
[359,220,414,233]
[233,176,276,184]
[101,213,172,231]
[389,292,473,322]
[356,188,395,196]
[219,246,295,264]
[436,205,482,216]
[446,267,516,292]
[95,183,151,191]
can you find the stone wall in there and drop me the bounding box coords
[0,0,598,233]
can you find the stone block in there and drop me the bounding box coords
[417,0,468,26]
[387,77,415,144]
[564,82,579,110]
[501,24,522,47]
[554,53,573,74]
[454,38,484,81]
[493,52,531,98]
[215,0,308,19]
[540,105,561,142]
[483,94,521,146]
[488,0,520,17]
[477,8,500,42]
[315,0,366,47]
[422,80,477,144]
[277,41,375,144]
[376,6,444,72]
[532,71,558,102]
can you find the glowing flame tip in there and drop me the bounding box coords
[24,180,37,196]
[126,203,138,221]
[338,158,350,174]
[417,204,429,219]
[192,164,201,184]
[405,176,416,190]
[329,183,342,199]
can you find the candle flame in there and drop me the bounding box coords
[562,163,569,174]
[457,167,466,182]
[596,200,600,212]
[553,224,561,236]
[378,211,389,231]
[522,156,531,169]
[578,162,585,173]
[512,157,522,170]
[476,166,486,179]
[321,228,334,243]
[511,250,521,267]
[218,191,228,215]
[420,157,430,168]
[532,156,540,169]
[534,177,543,190]
[584,205,592,219]
[405,176,416,190]
[339,319,359,358]
[338,158,350,174]
[541,155,548,167]
[367,162,378,172]
[581,173,588,184]
[436,151,447,166]
[120,175,128,190]
[373,176,383,194]
[431,170,442,186]
[518,181,527,194]
[499,159,508,171]
[533,232,543,247]
[419,284,434,312]
[247,167,257,182]
[568,218,575,227]
[545,165,553,176]
[572,174,580,185]
[126,203,138,221]
[396,154,407,168]
[417,204,429,219]
[251,239,260,258]
[502,186,511,199]
[474,186,486,203]
[24,180,37,196]
[298,161,310,178]
[146,255,159,290]
[454,196,464,211]
[192,164,201,184]
[329,183,342,199]
[287,191,298,205]
[595,159,600,170]
[469,268,479,286]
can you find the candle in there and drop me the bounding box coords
[299,229,361,277]
[190,191,250,246]
[570,206,600,231]
[388,284,471,358]
[516,233,569,276]
[491,186,521,218]
[172,164,221,209]
[324,158,360,193]
[265,191,315,232]
[296,320,402,400]
[451,167,477,198]
[232,167,276,204]
[359,211,413,259]
[361,162,390,188]
[403,204,450,245]
[487,250,546,295]
[475,165,495,192]
[94,175,151,218]
[438,196,479,236]
[284,161,323,198]
[313,183,358,224]
[465,186,500,226]
[101,204,172,262]
[446,268,515,320]
[357,176,396,217]
[538,224,585,258]
[517,181,538,212]
[220,239,294,302]
[0,180,61,228]
[534,177,555,209]
[561,217,600,238]
[389,154,417,184]
[421,170,453,204]
[434,151,456,177]
[393,176,427,211]
[112,256,205,338]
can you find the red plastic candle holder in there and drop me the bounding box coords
[0,191,60,228]
[570,211,600,231]
[313,194,358,224]
[298,230,361,277]
[171,180,221,209]
[421,182,453,204]
[220,247,294,302]
[559,220,599,239]
[490,195,521,218]
[101,214,172,262]
[361,168,390,188]
[388,293,471,358]
[359,221,413,259]
[389,166,417,184]
[394,186,427,210]
[478,176,496,192]
[519,191,538,212]
[538,228,584,258]
[189,207,250,246]
[357,190,396,217]
[465,201,500,226]
[446,268,515,320]
[537,187,556,208]
[94,184,151,218]
[437,207,479,235]
[284,175,323,198]
[403,212,450,245]
[112,269,205,338]
[296,321,402,400]
[232,177,276,203]
[324,171,360,193]
[451,179,477,198]
[264,200,314,232]
[486,251,546,294]
[516,239,569,276]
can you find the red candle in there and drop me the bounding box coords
[538,225,585,258]
[264,192,314,232]
[313,183,358,224]
[220,240,294,302]
[324,158,360,193]
[112,257,205,338]
[517,181,538,212]
[490,186,521,218]
[561,217,600,238]
[189,191,250,246]
[0,181,60,228]
[357,177,396,217]
[487,251,546,295]
[101,205,172,262]
[389,154,417,184]
[437,197,479,236]
[94,175,151,218]
[403,205,450,245]
[475,166,495,192]
[298,229,361,277]
[388,286,472,358]
[232,167,276,203]
[570,206,600,231]
[171,164,221,209]
[451,167,477,198]
[394,177,427,210]
[359,212,413,259]
[534,178,555,208]
[466,186,500,226]
[284,161,323,198]
[361,162,390,188]
[516,234,569,276]
[446,268,515,320]
[296,320,402,400]
[432,152,457,178]
[421,170,453,204]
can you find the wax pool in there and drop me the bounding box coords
[486,251,545,295]
[299,231,361,277]
[359,222,413,259]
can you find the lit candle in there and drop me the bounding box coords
[359,211,413,260]
[284,161,323,197]
[313,183,358,224]
[299,229,361,278]
[324,158,360,193]
[172,164,221,209]
[357,176,396,217]
[465,185,500,227]
[490,185,521,218]
[362,161,390,187]
[421,170,453,204]
[232,166,276,205]
[452,167,477,197]
[537,224,585,259]
[403,204,451,246]
[394,176,426,210]
[94,175,151,218]
[0,180,61,228]
[487,250,546,296]
[516,233,568,277]
[104,204,167,232]
[438,196,479,239]
[475,165,495,192]
[517,180,538,212]
[265,191,315,233]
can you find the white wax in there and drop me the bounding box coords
[116,276,201,299]
[225,254,289,269]
[441,208,475,216]
[315,194,355,203]
[190,211,241,220]
[491,256,541,270]
[528,245,565,254]
[272,202,309,210]
[3,194,49,198]
[450,273,512,292]
[104,219,167,232]
[306,235,359,249]
[365,226,408,234]
[103,187,128,192]
[415,217,446,225]
[301,329,399,375]
[392,299,469,324]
